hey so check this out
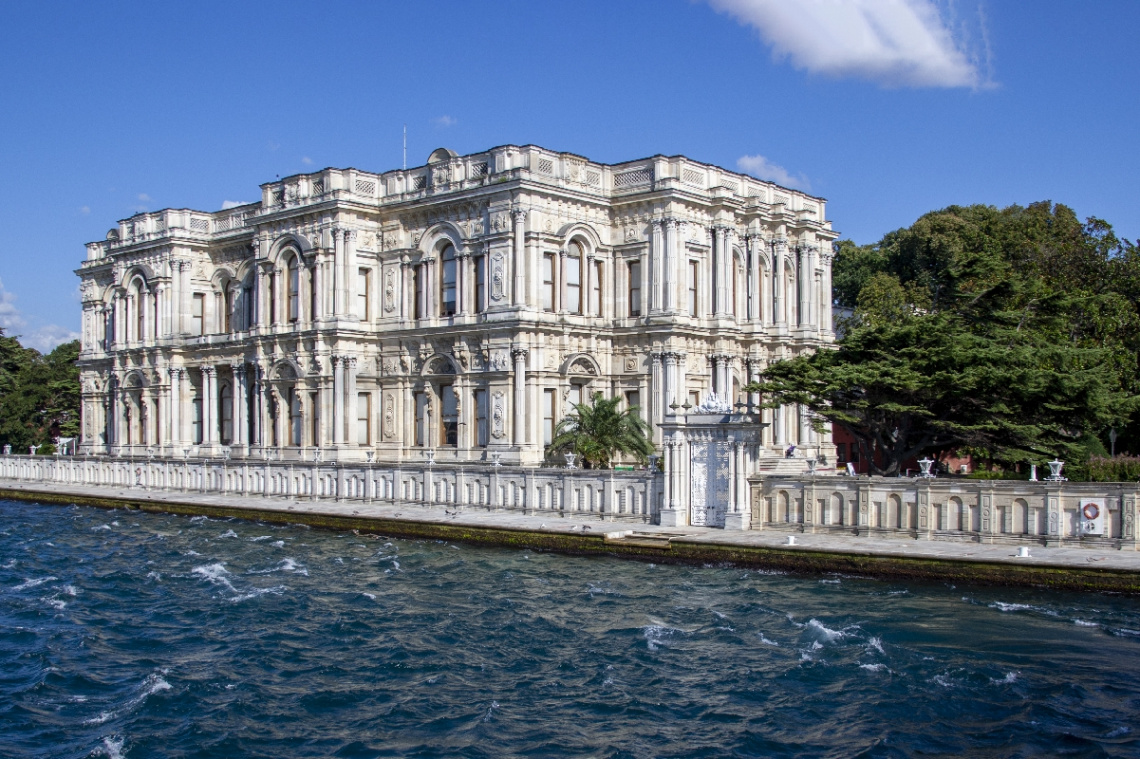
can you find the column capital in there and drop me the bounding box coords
[201,365,216,377]
[511,208,528,223]
[345,355,359,369]
[511,347,529,361]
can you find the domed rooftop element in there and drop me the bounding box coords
[427,147,458,164]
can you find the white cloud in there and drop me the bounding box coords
[0,277,26,332]
[301,156,313,166]
[23,325,80,353]
[221,200,250,210]
[736,154,810,190]
[137,193,152,202]
[432,115,457,128]
[79,205,90,215]
[706,0,987,88]
[0,278,77,352]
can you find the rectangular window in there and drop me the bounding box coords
[357,392,371,446]
[566,255,581,314]
[567,384,582,415]
[192,396,203,444]
[268,273,277,325]
[592,261,603,316]
[543,389,556,446]
[626,390,640,418]
[310,392,319,447]
[289,388,302,447]
[413,265,423,320]
[474,389,488,447]
[243,286,253,330]
[474,256,486,313]
[192,293,205,336]
[542,254,556,312]
[310,267,318,321]
[836,442,848,464]
[414,391,427,446]
[288,265,300,322]
[628,261,641,317]
[440,258,457,317]
[358,268,371,321]
[439,384,457,446]
[223,290,233,333]
[688,261,699,317]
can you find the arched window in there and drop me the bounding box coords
[566,242,583,314]
[440,245,457,316]
[287,255,300,322]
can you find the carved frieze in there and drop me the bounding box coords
[491,391,506,439]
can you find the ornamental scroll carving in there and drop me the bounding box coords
[489,350,510,372]
[384,269,396,313]
[491,391,506,439]
[383,393,395,439]
[491,252,505,301]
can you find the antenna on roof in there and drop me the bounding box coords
[403,125,407,170]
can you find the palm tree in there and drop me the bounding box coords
[547,392,655,468]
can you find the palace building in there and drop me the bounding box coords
[76,144,838,466]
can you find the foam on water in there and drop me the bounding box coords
[96,736,125,759]
[758,634,780,647]
[989,601,1061,616]
[991,671,1019,685]
[805,618,855,644]
[218,529,239,539]
[13,576,57,591]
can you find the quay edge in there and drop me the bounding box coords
[3,486,1140,595]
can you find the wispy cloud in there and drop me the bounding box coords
[79,205,90,215]
[705,0,989,88]
[137,193,152,202]
[737,154,810,190]
[221,200,250,210]
[301,156,313,166]
[0,278,78,351]
[432,115,457,128]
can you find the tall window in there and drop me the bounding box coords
[543,389,556,446]
[414,391,427,446]
[357,393,371,446]
[287,257,300,322]
[220,382,233,444]
[688,261,699,317]
[440,246,457,316]
[224,287,234,332]
[626,390,640,417]
[192,396,203,444]
[413,264,424,319]
[242,285,253,329]
[134,287,145,341]
[474,389,488,447]
[358,268,371,320]
[474,255,486,313]
[542,254,556,312]
[439,385,458,446]
[566,243,582,314]
[628,261,641,317]
[592,261,603,316]
[310,392,319,447]
[268,272,277,325]
[567,383,583,415]
[192,294,205,336]
[289,388,302,447]
[310,266,319,321]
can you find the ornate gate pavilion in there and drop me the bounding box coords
[76,144,837,466]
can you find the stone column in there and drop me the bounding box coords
[558,248,567,313]
[344,229,358,318]
[256,265,268,327]
[169,260,182,335]
[772,239,786,326]
[512,347,528,449]
[821,246,834,333]
[714,228,729,317]
[203,366,217,445]
[399,256,411,321]
[423,256,437,318]
[650,220,664,313]
[168,368,182,448]
[332,356,344,445]
[332,227,345,316]
[311,257,323,321]
[664,219,678,313]
[662,352,679,418]
[650,352,663,442]
[232,364,246,449]
[747,234,762,322]
[346,356,359,447]
[457,251,469,315]
[512,209,527,307]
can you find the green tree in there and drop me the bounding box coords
[546,392,654,469]
[753,202,1140,475]
[0,336,81,451]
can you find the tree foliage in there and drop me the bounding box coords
[756,202,1140,475]
[546,392,654,469]
[0,331,81,451]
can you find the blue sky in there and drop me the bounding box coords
[1,0,1137,351]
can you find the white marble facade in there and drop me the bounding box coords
[76,145,838,464]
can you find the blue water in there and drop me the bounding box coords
[2,500,1140,758]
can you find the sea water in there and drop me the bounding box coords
[2,499,1139,758]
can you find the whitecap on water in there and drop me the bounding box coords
[989,601,1060,617]
[991,671,1019,685]
[860,663,887,673]
[362,592,376,600]
[13,576,57,591]
[483,700,500,722]
[248,536,272,542]
[1,559,15,569]
[271,541,285,548]
[867,636,885,655]
[248,558,309,577]
[819,578,841,585]
[805,618,856,644]
[642,623,686,652]
[192,563,238,594]
[189,516,209,523]
[1073,619,1098,627]
[62,584,78,596]
[91,525,111,531]
[84,671,172,727]
[218,529,238,539]
[146,571,161,581]
[758,634,780,647]
[44,597,67,610]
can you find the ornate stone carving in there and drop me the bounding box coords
[383,392,395,439]
[384,268,396,313]
[381,357,401,376]
[491,391,506,439]
[624,356,638,372]
[489,350,510,372]
[490,252,505,301]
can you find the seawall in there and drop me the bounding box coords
[3,483,1140,595]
